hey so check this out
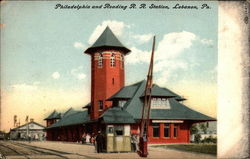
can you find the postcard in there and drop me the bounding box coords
[0,1,249,159]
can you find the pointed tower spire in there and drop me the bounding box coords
[84,26,130,54]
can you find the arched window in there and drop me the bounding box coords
[98,53,103,67]
[110,53,115,67]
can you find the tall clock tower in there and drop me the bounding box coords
[84,26,130,120]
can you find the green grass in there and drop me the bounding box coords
[153,144,217,155]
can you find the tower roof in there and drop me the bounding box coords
[84,26,130,54]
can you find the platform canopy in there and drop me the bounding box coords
[84,26,130,54]
[47,109,90,129]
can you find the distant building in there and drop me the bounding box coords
[10,121,45,140]
[0,131,9,140]
[45,26,215,144]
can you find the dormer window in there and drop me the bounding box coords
[110,53,115,67]
[98,53,103,67]
[151,98,171,109]
[118,100,127,107]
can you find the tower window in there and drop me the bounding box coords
[112,78,115,85]
[120,54,124,69]
[98,100,103,110]
[98,53,103,68]
[110,53,115,67]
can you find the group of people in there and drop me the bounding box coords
[82,131,139,153]
[81,133,95,144]
[81,131,105,153]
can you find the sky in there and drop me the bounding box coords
[0,1,218,132]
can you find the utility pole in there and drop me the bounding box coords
[26,115,29,139]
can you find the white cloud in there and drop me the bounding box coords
[200,38,213,46]
[52,72,60,79]
[77,73,86,80]
[11,83,38,92]
[127,31,196,64]
[155,31,196,61]
[88,20,129,45]
[132,33,154,44]
[155,60,188,85]
[74,42,85,50]
[154,60,188,73]
[125,47,151,64]
[126,31,196,84]
[71,66,86,80]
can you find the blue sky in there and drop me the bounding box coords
[1,1,218,131]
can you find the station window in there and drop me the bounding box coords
[107,126,114,134]
[114,126,124,136]
[110,53,115,67]
[152,123,160,137]
[164,124,170,137]
[174,124,178,137]
[98,100,103,110]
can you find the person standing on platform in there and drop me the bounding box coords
[131,134,138,152]
[86,133,91,144]
[95,131,104,153]
[81,133,86,144]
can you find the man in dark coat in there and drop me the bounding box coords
[95,131,104,153]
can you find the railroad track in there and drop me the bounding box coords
[0,141,70,159]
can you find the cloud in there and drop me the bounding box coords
[126,31,196,84]
[155,60,188,85]
[155,31,196,61]
[200,38,213,46]
[11,83,38,92]
[74,42,85,50]
[125,47,151,64]
[71,66,86,80]
[52,72,60,79]
[88,20,129,44]
[132,33,154,44]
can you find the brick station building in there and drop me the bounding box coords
[45,26,215,144]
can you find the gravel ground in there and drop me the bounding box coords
[9,141,216,159]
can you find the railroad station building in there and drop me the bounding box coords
[10,121,45,140]
[45,26,215,144]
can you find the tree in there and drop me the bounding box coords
[194,134,201,143]
[190,124,199,135]
[199,123,207,134]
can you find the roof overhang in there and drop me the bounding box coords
[84,46,131,55]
